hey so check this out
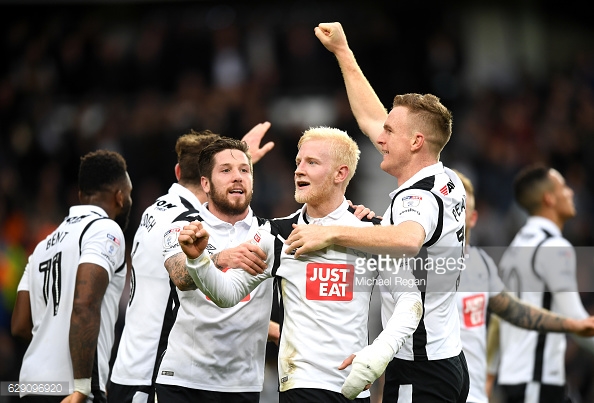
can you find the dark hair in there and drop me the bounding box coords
[513,164,552,214]
[198,137,252,181]
[392,93,452,154]
[78,150,128,196]
[176,129,221,185]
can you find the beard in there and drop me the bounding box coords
[114,199,132,232]
[294,175,334,205]
[210,182,253,216]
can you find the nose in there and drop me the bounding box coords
[377,130,387,145]
[295,161,306,176]
[231,168,243,182]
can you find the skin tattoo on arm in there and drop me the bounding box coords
[166,253,198,291]
[489,292,567,332]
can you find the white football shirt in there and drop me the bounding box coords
[380,163,466,361]
[456,246,504,403]
[111,183,202,387]
[498,216,579,387]
[186,199,422,398]
[156,204,273,392]
[18,205,126,397]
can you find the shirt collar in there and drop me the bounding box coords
[201,202,254,229]
[389,162,444,199]
[70,205,109,218]
[526,216,562,237]
[302,198,350,225]
[169,183,203,209]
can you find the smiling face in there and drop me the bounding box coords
[202,148,253,217]
[294,139,338,206]
[376,106,415,177]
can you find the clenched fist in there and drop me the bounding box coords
[178,221,210,259]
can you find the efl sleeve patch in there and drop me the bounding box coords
[105,233,121,256]
[163,227,181,250]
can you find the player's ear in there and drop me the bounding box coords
[175,164,181,181]
[542,190,555,208]
[411,132,424,151]
[115,188,124,208]
[335,165,349,184]
[468,209,478,229]
[201,176,211,194]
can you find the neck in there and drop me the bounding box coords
[533,211,564,231]
[305,193,344,219]
[206,203,249,226]
[393,156,438,188]
[80,196,115,220]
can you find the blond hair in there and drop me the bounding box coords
[298,127,360,187]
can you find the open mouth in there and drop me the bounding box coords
[296,180,310,190]
[229,188,244,195]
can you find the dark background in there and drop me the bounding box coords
[1,1,593,401]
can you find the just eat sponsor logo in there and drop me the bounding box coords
[462,294,485,327]
[306,263,353,301]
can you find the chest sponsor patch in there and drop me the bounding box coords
[163,227,181,249]
[402,195,422,207]
[306,263,353,301]
[462,294,486,327]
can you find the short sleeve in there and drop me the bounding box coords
[17,261,31,292]
[162,222,184,262]
[79,219,126,280]
[389,189,439,244]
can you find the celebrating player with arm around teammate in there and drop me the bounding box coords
[178,127,422,403]
[281,21,471,402]
[109,123,275,403]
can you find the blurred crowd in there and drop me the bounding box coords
[1,1,593,401]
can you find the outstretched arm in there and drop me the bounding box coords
[315,22,387,149]
[488,291,594,336]
[285,220,425,258]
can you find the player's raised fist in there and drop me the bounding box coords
[314,22,349,54]
[179,221,210,259]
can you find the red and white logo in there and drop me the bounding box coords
[440,185,449,195]
[462,294,486,327]
[306,263,353,301]
[254,233,261,243]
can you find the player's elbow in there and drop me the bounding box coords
[176,282,197,292]
[11,320,32,341]
[209,296,235,308]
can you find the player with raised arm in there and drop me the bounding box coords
[279,22,470,402]
[12,150,132,403]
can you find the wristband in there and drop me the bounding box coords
[73,378,91,396]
